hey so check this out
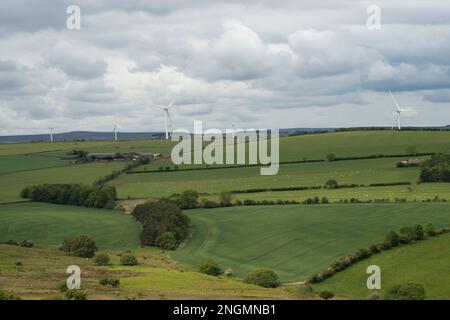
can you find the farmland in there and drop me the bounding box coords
[0,202,141,250]
[313,232,450,299]
[172,203,450,282]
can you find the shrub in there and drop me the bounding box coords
[99,278,120,287]
[176,190,199,209]
[325,179,338,188]
[319,291,334,300]
[326,153,336,161]
[219,192,233,206]
[385,231,400,247]
[424,223,437,236]
[94,253,110,266]
[156,232,179,250]
[244,269,280,288]
[0,291,20,300]
[385,283,426,300]
[19,240,34,248]
[120,254,138,266]
[60,235,98,258]
[65,290,87,300]
[198,260,223,276]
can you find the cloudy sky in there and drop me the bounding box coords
[1,0,450,135]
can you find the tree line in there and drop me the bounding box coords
[21,184,117,209]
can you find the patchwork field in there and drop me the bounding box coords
[0,203,141,250]
[172,203,450,282]
[0,155,66,175]
[313,233,450,299]
[112,157,421,199]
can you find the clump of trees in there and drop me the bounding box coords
[131,200,190,249]
[0,291,21,300]
[244,269,280,288]
[21,184,117,209]
[60,235,98,258]
[385,283,426,300]
[420,154,450,182]
[309,223,447,284]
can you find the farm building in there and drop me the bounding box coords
[88,152,157,162]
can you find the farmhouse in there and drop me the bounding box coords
[397,158,424,167]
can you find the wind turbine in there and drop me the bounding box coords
[113,124,118,141]
[49,127,54,142]
[389,91,414,130]
[157,99,175,140]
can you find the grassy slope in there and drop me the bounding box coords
[0,161,127,203]
[0,203,141,250]
[0,245,294,300]
[172,203,450,282]
[112,157,421,199]
[313,233,450,299]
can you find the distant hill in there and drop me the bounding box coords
[0,131,163,143]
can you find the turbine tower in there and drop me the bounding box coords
[389,91,414,130]
[157,99,175,140]
[49,127,54,142]
[113,125,118,141]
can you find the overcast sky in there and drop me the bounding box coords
[0,0,449,135]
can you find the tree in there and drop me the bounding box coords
[326,153,336,161]
[325,179,338,189]
[132,201,190,247]
[424,223,437,236]
[61,235,98,258]
[412,224,425,240]
[385,283,426,300]
[198,260,223,276]
[177,190,199,209]
[244,269,280,288]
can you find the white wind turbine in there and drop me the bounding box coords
[113,124,119,141]
[49,127,54,142]
[389,91,414,130]
[157,99,175,140]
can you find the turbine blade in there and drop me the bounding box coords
[389,91,401,111]
[167,99,175,109]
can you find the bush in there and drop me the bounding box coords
[385,283,426,300]
[424,223,437,236]
[244,269,280,288]
[94,253,110,266]
[176,190,199,209]
[60,235,97,258]
[319,291,334,300]
[120,254,138,266]
[219,192,233,206]
[325,179,338,188]
[19,240,34,248]
[156,232,179,250]
[99,278,120,287]
[385,231,400,247]
[326,153,336,161]
[0,291,20,300]
[198,260,223,276]
[65,290,87,300]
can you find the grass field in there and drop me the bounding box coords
[0,161,128,203]
[112,157,421,199]
[313,233,450,299]
[0,155,65,175]
[172,203,450,282]
[216,183,450,203]
[0,244,294,300]
[0,203,141,250]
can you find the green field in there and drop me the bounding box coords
[314,233,450,299]
[220,183,450,203]
[0,161,128,203]
[112,157,421,199]
[0,155,65,175]
[172,203,450,282]
[0,203,141,250]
